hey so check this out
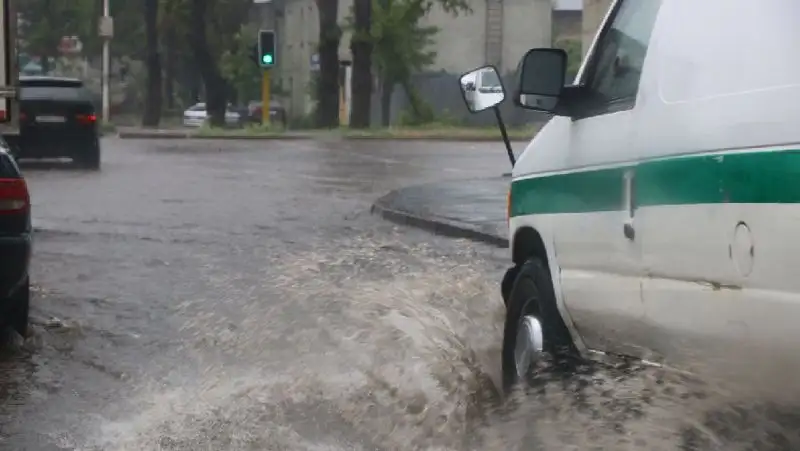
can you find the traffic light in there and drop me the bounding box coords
[258,30,276,68]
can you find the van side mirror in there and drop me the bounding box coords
[514,48,567,113]
[458,65,506,113]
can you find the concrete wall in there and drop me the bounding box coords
[553,10,582,43]
[582,0,612,57]
[501,0,552,74]
[420,0,550,75]
[419,3,487,74]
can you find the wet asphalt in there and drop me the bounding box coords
[1,138,799,450]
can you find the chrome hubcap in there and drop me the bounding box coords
[514,315,544,378]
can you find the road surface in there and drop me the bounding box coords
[0,138,796,450]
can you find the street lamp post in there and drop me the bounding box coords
[98,0,114,124]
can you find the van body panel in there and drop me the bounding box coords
[508,0,800,391]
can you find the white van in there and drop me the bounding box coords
[459,0,800,393]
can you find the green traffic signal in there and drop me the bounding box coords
[258,30,276,67]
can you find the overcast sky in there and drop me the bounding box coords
[556,0,582,10]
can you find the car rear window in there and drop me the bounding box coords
[0,149,20,178]
[20,86,90,101]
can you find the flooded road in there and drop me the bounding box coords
[2,138,799,450]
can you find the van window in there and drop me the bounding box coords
[579,0,663,118]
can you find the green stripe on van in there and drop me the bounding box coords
[509,149,800,217]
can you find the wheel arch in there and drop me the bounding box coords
[510,224,587,354]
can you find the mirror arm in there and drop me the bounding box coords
[493,106,515,168]
[553,85,586,116]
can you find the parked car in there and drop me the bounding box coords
[17,76,101,169]
[182,103,242,128]
[246,100,287,127]
[0,141,31,337]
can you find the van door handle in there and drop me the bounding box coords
[623,169,635,241]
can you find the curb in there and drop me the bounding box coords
[370,190,508,248]
[115,130,532,143]
[344,134,531,143]
[116,131,312,140]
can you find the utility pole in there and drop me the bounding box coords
[99,0,114,124]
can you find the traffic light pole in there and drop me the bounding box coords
[257,29,276,126]
[261,69,271,125]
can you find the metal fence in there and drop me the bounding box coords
[373,70,551,128]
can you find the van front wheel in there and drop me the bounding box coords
[501,258,576,392]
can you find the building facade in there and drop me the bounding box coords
[262,0,559,124]
[582,0,612,56]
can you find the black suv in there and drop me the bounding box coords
[17,76,101,169]
[0,142,31,336]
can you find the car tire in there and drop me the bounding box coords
[9,277,30,338]
[77,141,101,170]
[501,257,577,392]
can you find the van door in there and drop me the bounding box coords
[633,0,800,380]
[554,0,663,357]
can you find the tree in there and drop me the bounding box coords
[370,0,436,126]
[142,0,162,127]
[159,0,193,109]
[220,25,261,104]
[17,0,87,73]
[348,0,471,128]
[349,0,372,128]
[315,0,341,128]
[189,0,229,127]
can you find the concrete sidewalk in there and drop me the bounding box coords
[371,176,510,247]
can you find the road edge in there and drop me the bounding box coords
[115,130,532,143]
[370,190,509,248]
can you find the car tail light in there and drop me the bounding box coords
[0,178,29,215]
[76,114,97,125]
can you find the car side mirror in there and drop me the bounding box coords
[514,48,567,114]
[458,65,506,113]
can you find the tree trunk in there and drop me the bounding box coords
[380,76,392,127]
[164,29,176,110]
[40,55,51,74]
[315,0,340,128]
[142,0,162,127]
[349,0,372,128]
[189,0,227,127]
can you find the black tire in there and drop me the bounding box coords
[9,277,30,338]
[500,265,521,307]
[501,258,576,391]
[76,141,101,170]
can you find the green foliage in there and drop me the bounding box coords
[371,0,438,86]
[343,0,471,125]
[220,24,262,102]
[396,94,434,126]
[18,0,94,60]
